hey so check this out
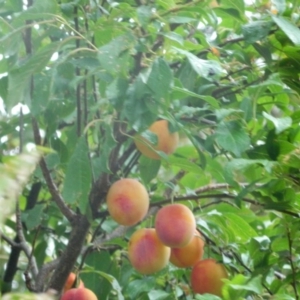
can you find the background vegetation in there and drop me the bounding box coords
[0,0,300,299]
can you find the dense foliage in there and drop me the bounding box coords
[1,0,300,299]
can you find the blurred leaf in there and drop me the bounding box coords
[222,213,257,243]
[173,86,219,108]
[271,0,286,14]
[6,41,67,110]
[272,15,300,46]
[22,204,44,230]
[13,0,58,22]
[94,271,124,300]
[226,275,263,294]
[167,156,203,174]
[263,112,292,134]
[221,0,245,16]
[148,290,170,300]
[242,21,272,44]
[62,136,91,214]
[97,123,118,174]
[224,159,276,185]
[0,150,41,225]
[147,58,173,100]
[139,156,161,184]
[172,47,223,79]
[2,293,55,300]
[125,278,156,299]
[98,33,135,74]
[215,121,250,156]
[195,295,221,300]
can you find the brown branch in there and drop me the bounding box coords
[15,203,38,280]
[32,119,76,223]
[0,232,19,248]
[150,181,300,218]
[47,215,90,294]
[36,259,60,292]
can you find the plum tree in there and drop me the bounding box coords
[134,120,179,160]
[106,178,149,226]
[63,272,84,293]
[128,228,171,274]
[191,258,228,297]
[61,288,98,300]
[155,203,196,247]
[170,230,205,268]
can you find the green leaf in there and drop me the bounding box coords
[195,295,221,300]
[98,33,135,74]
[242,21,273,44]
[0,150,42,226]
[147,58,173,100]
[97,123,118,174]
[227,275,263,294]
[95,271,124,300]
[221,0,245,16]
[123,76,157,129]
[14,0,58,22]
[125,278,156,299]
[271,237,289,252]
[224,159,276,185]
[167,156,203,174]
[139,156,161,184]
[263,112,292,134]
[272,15,300,46]
[106,77,129,110]
[148,290,170,300]
[222,213,257,243]
[2,293,55,300]
[215,108,244,121]
[6,41,67,110]
[22,204,44,231]
[172,47,223,79]
[271,0,286,14]
[215,121,250,156]
[172,86,219,108]
[62,136,92,214]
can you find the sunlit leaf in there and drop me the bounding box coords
[272,15,300,45]
[0,150,42,225]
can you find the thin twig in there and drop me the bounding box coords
[32,119,76,223]
[0,232,19,247]
[16,202,38,279]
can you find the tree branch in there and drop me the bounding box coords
[47,215,90,294]
[32,119,76,223]
[15,203,38,280]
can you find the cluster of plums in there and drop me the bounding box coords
[106,120,228,297]
[60,120,228,299]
